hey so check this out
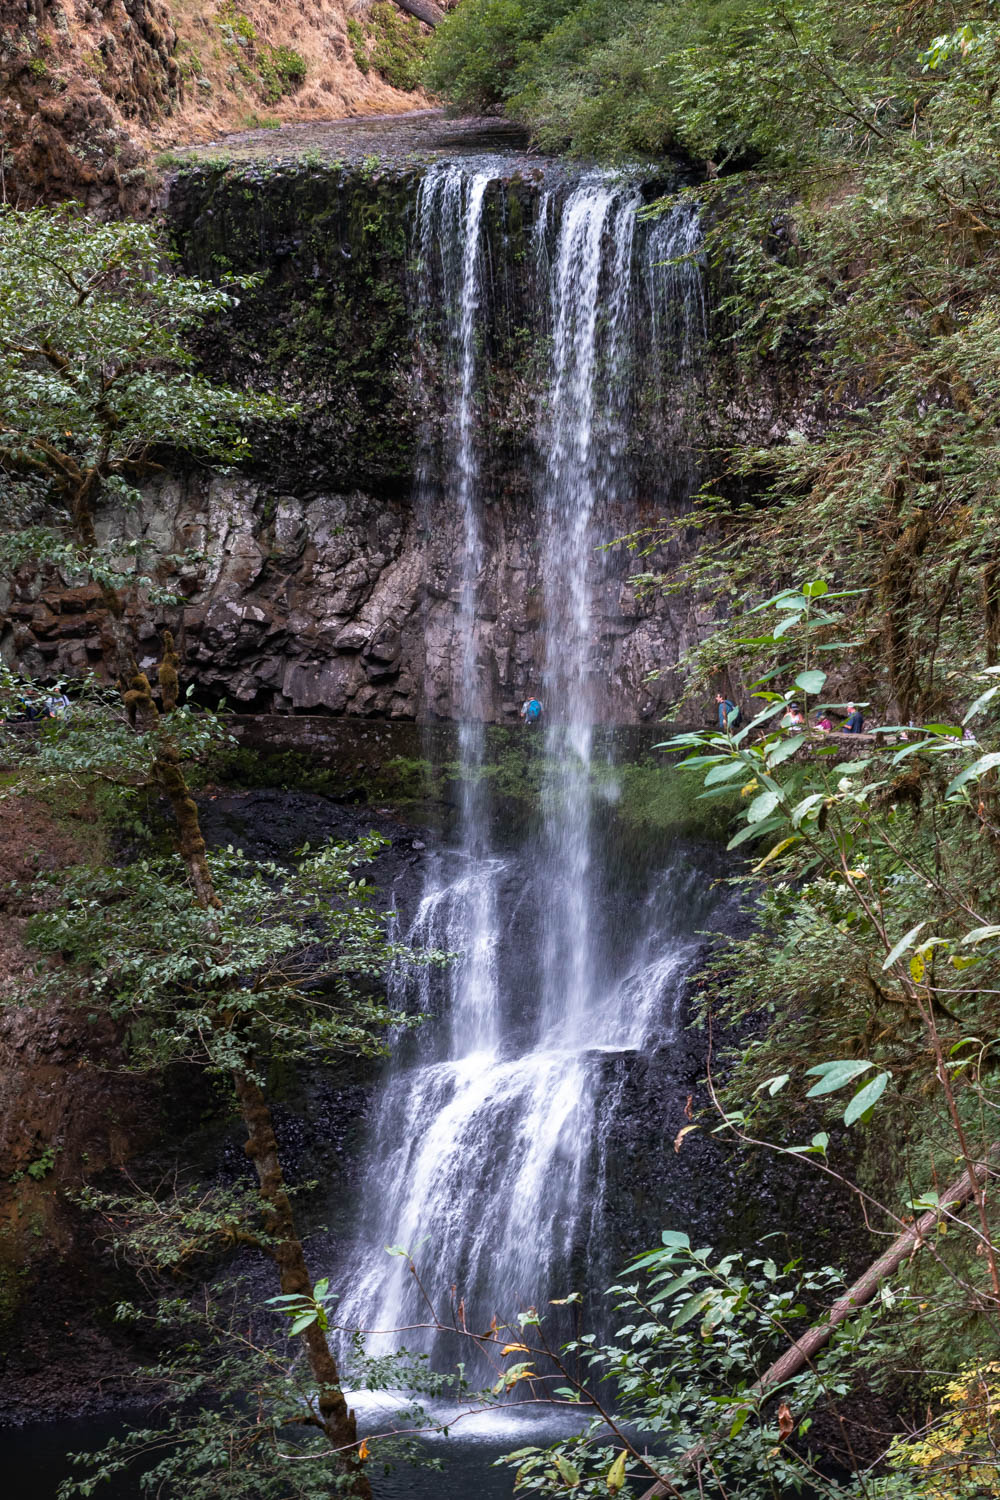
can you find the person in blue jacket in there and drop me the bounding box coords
[845,702,865,733]
[715,693,740,729]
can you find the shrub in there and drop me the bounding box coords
[259,44,307,101]
[346,17,370,73]
[369,1,427,93]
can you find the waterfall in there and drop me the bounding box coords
[337,166,706,1370]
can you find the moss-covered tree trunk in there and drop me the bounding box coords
[234,1071,371,1495]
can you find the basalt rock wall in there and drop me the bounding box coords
[6,151,719,722]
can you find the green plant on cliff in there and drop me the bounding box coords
[258,43,308,102]
[369,2,428,91]
[214,4,307,102]
[0,203,282,578]
[345,5,427,91]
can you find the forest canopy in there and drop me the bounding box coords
[427,0,991,162]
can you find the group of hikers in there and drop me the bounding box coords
[518,692,866,733]
[3,685,71,723]
[715,693,866,735]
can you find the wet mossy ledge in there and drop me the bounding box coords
[165,158,422,496]
[164,149,551,500]
[214,716,741,843]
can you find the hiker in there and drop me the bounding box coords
[715,693,739,729]
[815,711,833,732]
[520,697,543,724]
[19,687,44,721]
[46,690,71,719]
[845,702,865,734]
[787,703,805,727]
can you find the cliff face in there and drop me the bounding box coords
[5,136,719,723]
[0,0,429,214]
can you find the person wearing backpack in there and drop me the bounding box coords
[715,693,740,730]
[520,697,543,724]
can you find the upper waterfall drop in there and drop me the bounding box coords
[335,160,708,1370]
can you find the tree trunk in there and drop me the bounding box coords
[639,1146,1000,1499]
[234,1071,373,1500]
[394,0,444,27]
[153,740,220,910]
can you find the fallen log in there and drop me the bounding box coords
[393,0,445,25]
[639,1146,1000,1499]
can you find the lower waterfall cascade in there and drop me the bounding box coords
[336,160,713,1370]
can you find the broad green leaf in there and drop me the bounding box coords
[772,612,801,639]
[802,579,829,598]
[766,734,806,768]
[843,1072,890,1126]
[747,788,781,823]
[729,1406,751,1438]
[554,1455,580,1488]
[660,1230,691,1251]
[607,1449,627,1493]
[788,1132,830,1156]
[881,922,928,970]
[727,815,783,849]
[790,792,826,826]
[963,685,999,724]
[672,1290,712,1329]
[962,924,1000,945]
[749,589,807,613]
[289,1311,318,1335]
[805,1059,873,1096]
[945,752,1000,796]
[794,669,827,695]
[704,759,748,785]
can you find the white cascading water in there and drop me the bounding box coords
[338,167,705,1365]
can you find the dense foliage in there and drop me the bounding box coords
[429,5,1000,1493]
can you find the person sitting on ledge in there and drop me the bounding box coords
[845,702,865,734]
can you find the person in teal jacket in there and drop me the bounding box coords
[715,693,739,729]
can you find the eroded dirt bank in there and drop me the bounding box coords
[0,0,433,214]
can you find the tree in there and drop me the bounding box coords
[0,204,415,1495]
